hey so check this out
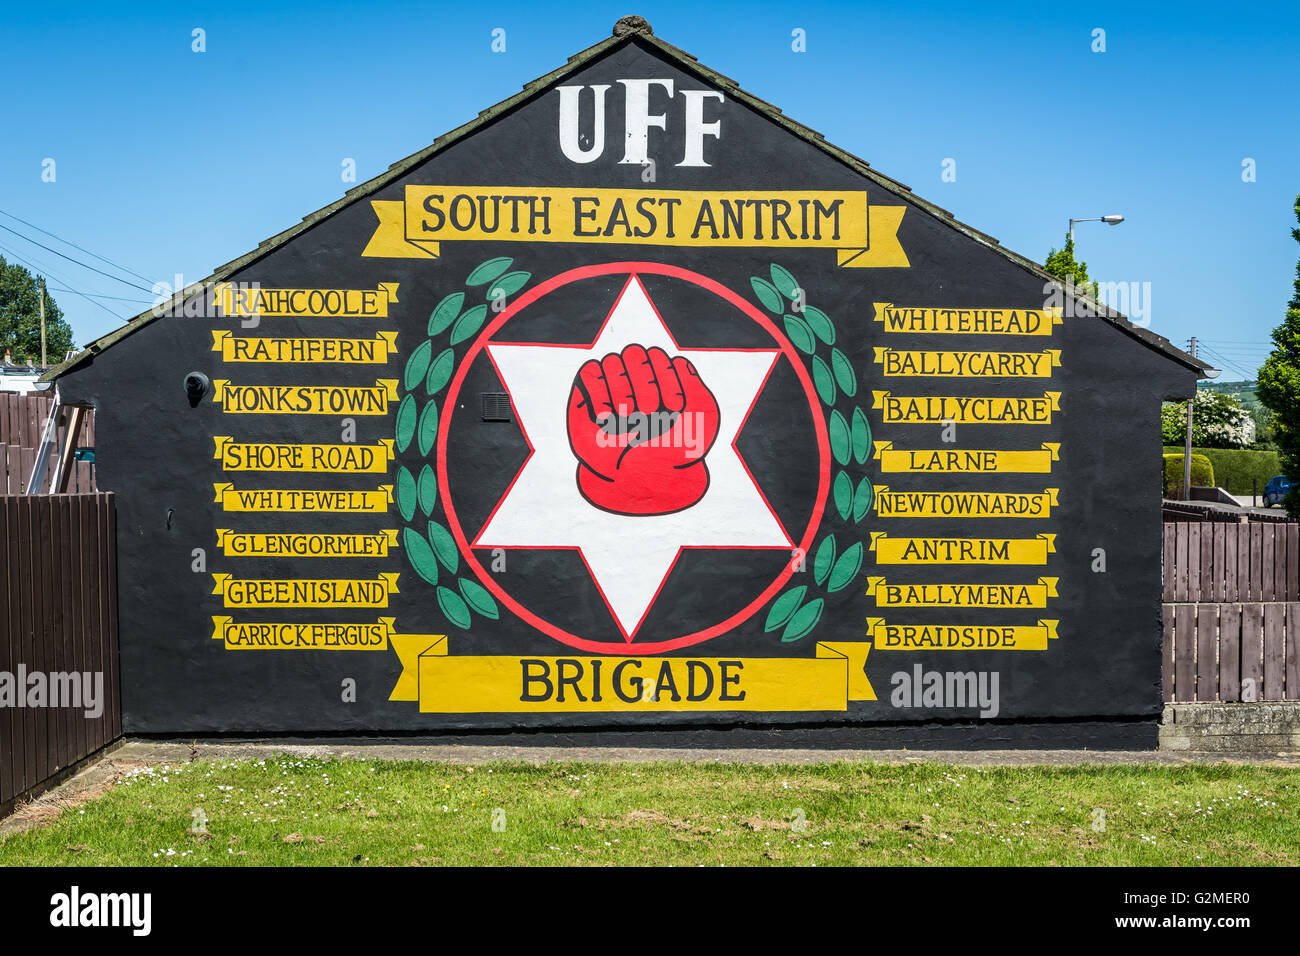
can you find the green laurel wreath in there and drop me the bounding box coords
[392,257,532,630]
[751,263,873,642]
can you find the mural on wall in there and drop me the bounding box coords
[50,25,1197,737]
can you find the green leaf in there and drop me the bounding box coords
[487,271,530,301]
[402,527,438,585]
[417,400,439,457]
[802,306,835,346]
[427,291,464,336]
[396,466,417,522]
[813,534,837,585]
[418,464,437,517]
[436,586,472,629]
[769,264,800,300]
[423,520,460,572]
[827,541,864,593]
[458,577,499,620]
[831,347,857,397]
[450,304,488,346]
[851,407,872,464]
[833,470,853,520]
[764,586,807,632]
[828,409,851,465]
[812,355,836,405]
[427,520,459,574]
[750,277,784,314]
[783,314,816,354]
[403,339,432,392]
[466,257,513,287]
[782,598,824,642]
[852,477,873,522]
[425,348,455,395]
[394,394,417,452]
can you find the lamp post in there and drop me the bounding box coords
[1068,214,1125,245]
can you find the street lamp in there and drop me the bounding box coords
[1068,214,1124,244]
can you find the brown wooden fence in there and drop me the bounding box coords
[0,493,120,812]
[1163,521,1299,603]
[1163,521,1300,702]
[0,391,96,494]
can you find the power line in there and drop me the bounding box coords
[1197,344,1258,381]
[46,287,154,305]
[0,240,127,322]
[1196,343,1255,377]
[1198,346,1253,372]
[0,222,156,294]
[0,208,154,285]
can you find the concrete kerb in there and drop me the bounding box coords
[70,738,1300,767]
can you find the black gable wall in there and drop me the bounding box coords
[55,34,1197,743]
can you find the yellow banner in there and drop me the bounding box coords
[363,186,908,267]
[215,528,399,558]
[874,487,1059,518]
[873,347,1060,378]
[211,330,398,364]
[872,440,1061,473]
[869,532,1057,565]
[216,282,399,318]
[211,616,395,650]
[211,379,398,415]
[213,483,394,513]
[874,303,1062,335]
[873,391,1061,424]
[213,437,395,473]
[211,572,400,608]
[867,617,1059,651]
[866,576,1060,608]
[387,636,876,713]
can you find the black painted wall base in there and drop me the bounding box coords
[141,719,1160,752]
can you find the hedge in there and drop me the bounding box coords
[1163,454,1214,497]
[1162,446,1281,496]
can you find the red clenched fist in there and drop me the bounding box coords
[567,344,720,515]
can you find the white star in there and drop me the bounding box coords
[475,275,792,640]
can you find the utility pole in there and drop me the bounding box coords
[38,276,47,367]
[1183,337,1197,499]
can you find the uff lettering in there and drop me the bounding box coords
[556,80,724,167]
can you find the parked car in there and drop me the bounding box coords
[1263,475,1294,507]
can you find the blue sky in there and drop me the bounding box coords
[1,0,1296,379]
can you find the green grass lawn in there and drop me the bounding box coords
[1,756,1297,866]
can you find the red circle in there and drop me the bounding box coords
[436,262,831,654]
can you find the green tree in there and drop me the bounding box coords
[1256,194,1300,515]
[0,256,74,364]
[1043,234,1099,302]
